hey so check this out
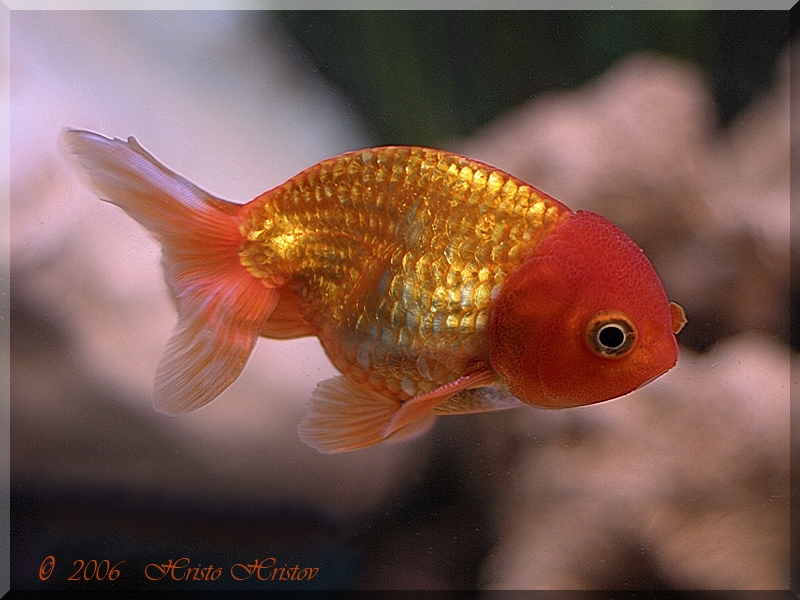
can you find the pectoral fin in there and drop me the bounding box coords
[380,367,495,439]
[299,367,496,454]
[298,377,436,454]
[433,384,525,415]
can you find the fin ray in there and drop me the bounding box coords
[62,129,279,413]
[433,385,525,415]
[298,376,435,453]
[259,286,315,339]
[381,367,495,438]
[155,270,279,413]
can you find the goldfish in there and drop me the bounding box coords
[62,129,686,453]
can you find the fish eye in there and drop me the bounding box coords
[586,311,636,358]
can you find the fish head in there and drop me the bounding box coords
[489,210,686,408]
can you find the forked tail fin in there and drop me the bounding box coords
[62,130,279,413]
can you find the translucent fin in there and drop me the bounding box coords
[381,367,495,439]
[259,287,315,340]
[154,270,278,413]
[298,376,436,454]
[62,129,279,413]
[433,384,525,415]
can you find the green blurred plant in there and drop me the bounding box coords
[271,11,789,146]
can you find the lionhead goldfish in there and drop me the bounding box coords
[62,130,686,453]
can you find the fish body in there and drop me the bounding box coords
[63,130,686,453]
[240,148,568,403]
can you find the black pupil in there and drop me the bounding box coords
[598,325,625,349]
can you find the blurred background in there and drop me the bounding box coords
[10,10,793,590]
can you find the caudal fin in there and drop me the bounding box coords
[62,130,279,413]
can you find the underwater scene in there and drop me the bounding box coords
[9,10,792,592]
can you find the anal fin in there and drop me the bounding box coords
[155,268,279,413]
[259,286,315,340]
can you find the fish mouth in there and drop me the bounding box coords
[632,312,681,392]
[670,301,687,334]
